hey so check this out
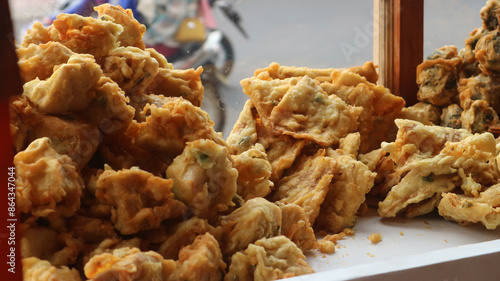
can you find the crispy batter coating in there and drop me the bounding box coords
[461,99,500,133]
[232,144,273,200]
[438,184,500,229]
[23,257,82,281]
[220,198,281,255]
[16,42,75,82]
[78,77,135,139]
[14,137,84,218]
[480,0,500,30]
[68,215,117,244]
[21,225,83,267]
[23,54,103,114]
[9,96,100,169]
[459,74,500,112]
[146,67,205,107]
[226,99,258,154]
[94,167,188,235]
[167,139,238,219]
[358,148,396,198]
[242,74,362,146]
[131,97,227,160]
[475,29,500,75]
[380,130,497,217]
[102,46,159,94]
[416,57,462,106]
[20,22,52,47]
[315,151,375,233]
[95,4,146,49]
[84,247,176,281]
[400,102,442,125]
[49,13,123,58]
[224,236,314,281]
[172,233,226,281]
[272,149,336,225]
[441,104,463,129]
[277,203,317,252]
[157,217,222,260]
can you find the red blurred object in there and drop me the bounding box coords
[0,1,23,280]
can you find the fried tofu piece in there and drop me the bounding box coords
[21,225,83,267]
[23,54,103,114]
[84,247,176,281]
[172,233,226,281]
[439,184,500,229]
[220,198,281,255]
[400,102,442,125]
[315,151,375,233]
[147,67,205,107]
[16,42,75,82]
[459,74,500,112]
[157,217,222,260]
[94,167,187,235]
[224,236,314,281]
[131,98,226,160]
[95,4,146,49]
[167,139,238,219]
[232,144,273,200]
[416,57,462,106]
[10,96,100,169]
[461,99,500,133]
[49,13,123,58]
[14,137,84,218]
[441,104,463,129]
[272,149,336,225]
[23,257,81,281]
[241,75,362,146]
[102,46,159,95]
[277,203,317,252]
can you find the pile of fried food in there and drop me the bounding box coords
[10,1,500,280]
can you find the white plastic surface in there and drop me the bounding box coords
[290,208,500,280]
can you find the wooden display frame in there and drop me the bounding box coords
[374,0,423,106]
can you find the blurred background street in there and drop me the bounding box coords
[9,0,486,137]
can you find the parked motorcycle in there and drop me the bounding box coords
[32,0,247,132]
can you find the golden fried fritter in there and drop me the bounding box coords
[94,167,188,235]
[439,183,500,229]
[157,217,222,260]
[277,203,317,252]
[50,13,123,58]
[172,233,226,281]
[167,139,238,219]
[272,149,336,225]
[23,257,82,281]
[242,75,362,146]
[146,67,205,107]
[232,144,273,200]
[16,42,75,82]
[441,104,463,129]
[220,198,281,255]
[459,74,500,112]
[21,225,83,267]
[480,0,500,30]
[224,236,314,281]
[84,247,176,281]
[475,29,500,75]
[400,102,442,125]
[416,57,462,106]
[315,151,375,233]
[226,99,258,154]
[95,4,146,49]
[461,99,500,133]
[14,137,84,219]
[131,97,227,161]
[102,46,159,94]
[23,54,103,114]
